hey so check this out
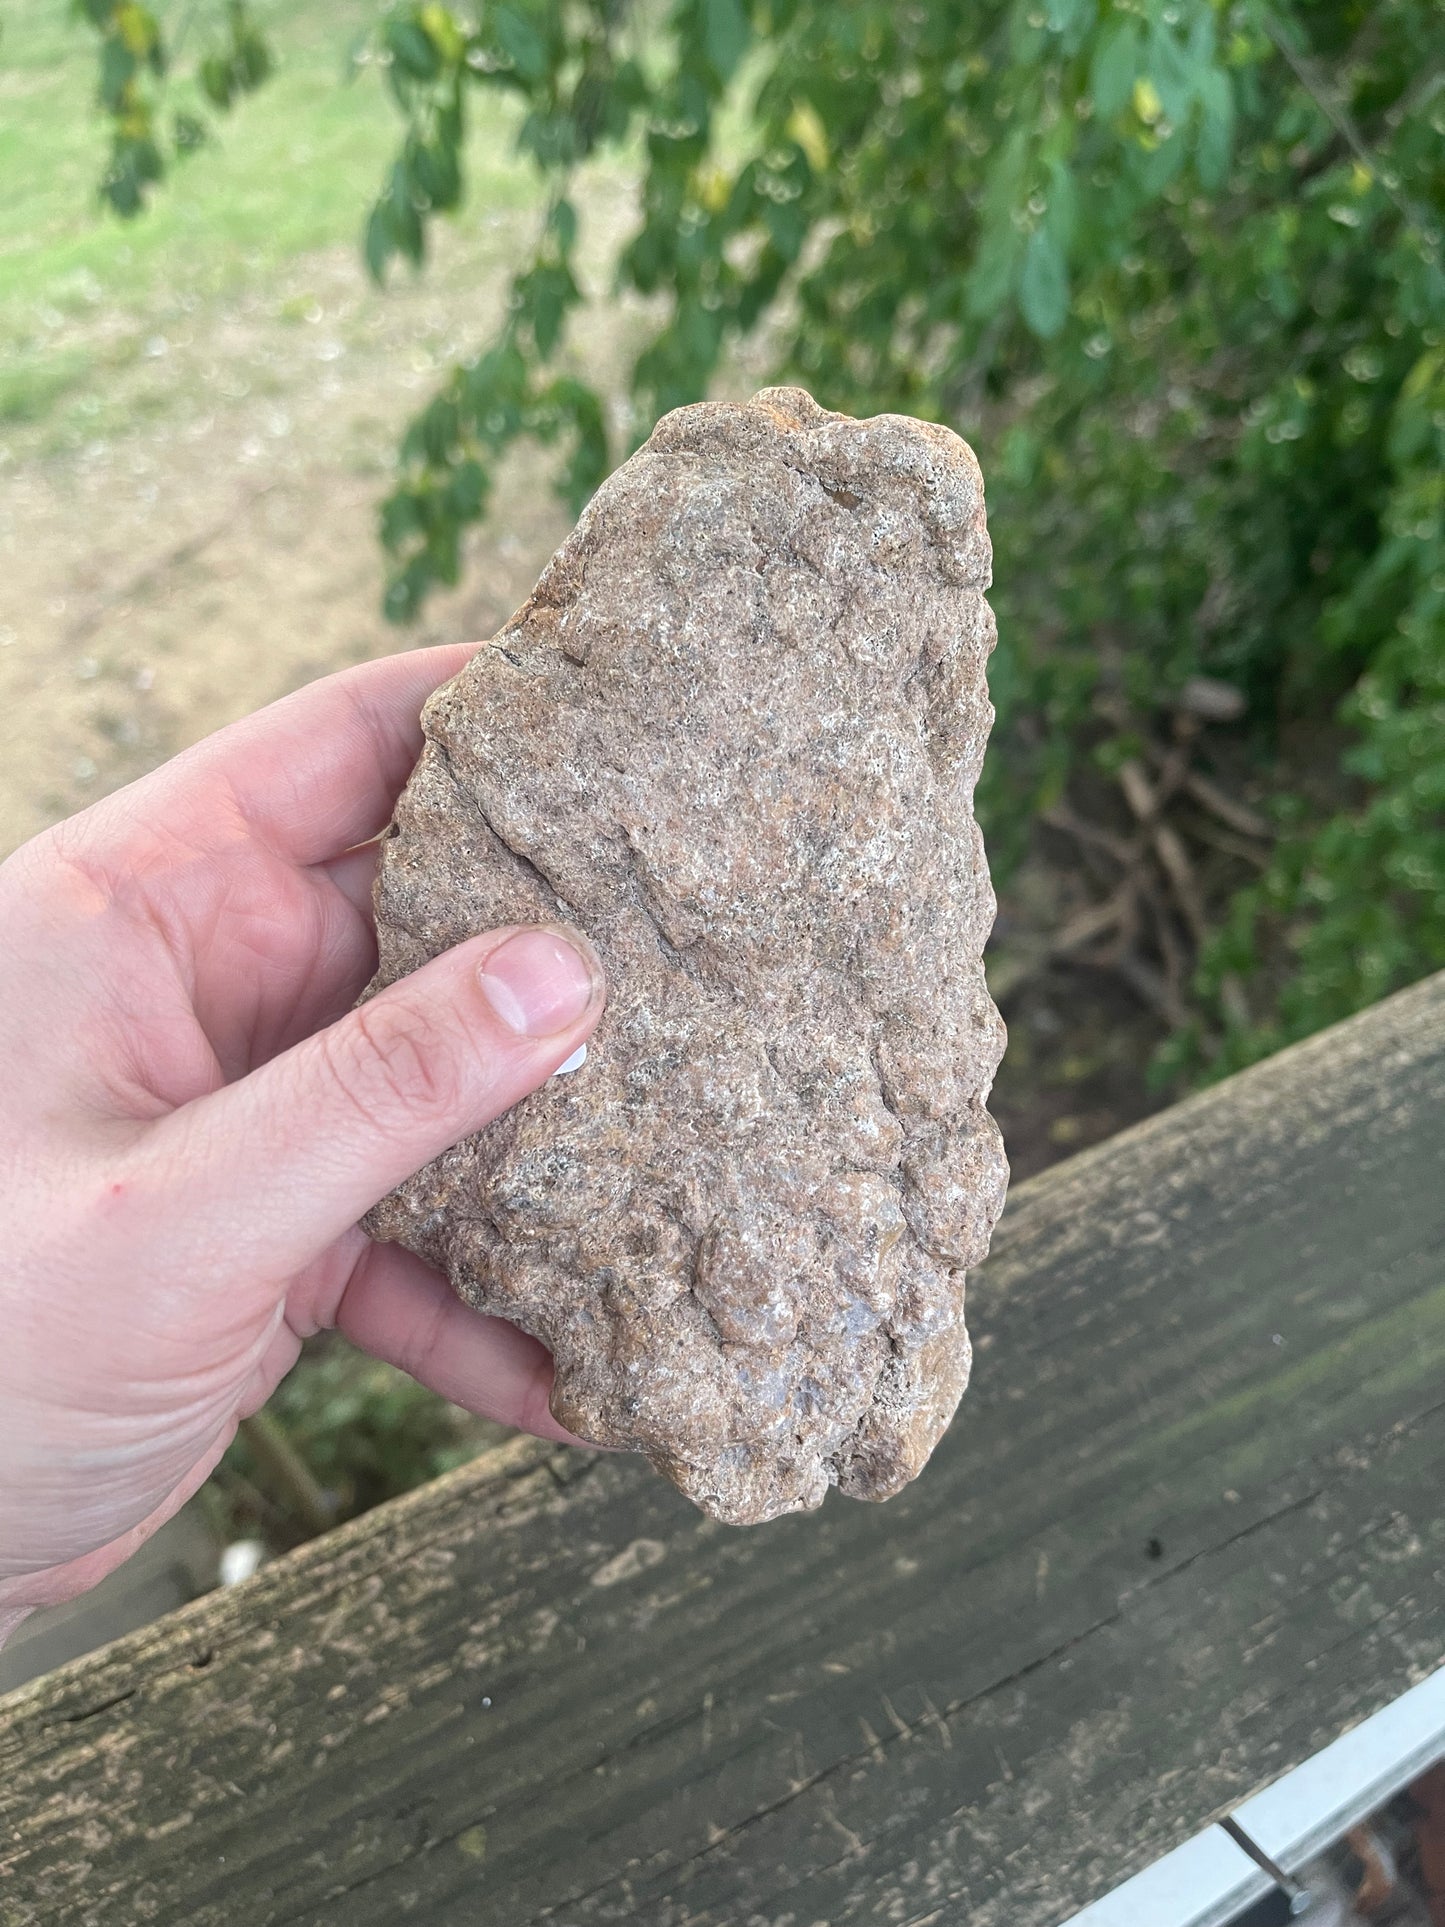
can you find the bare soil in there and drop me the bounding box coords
[0,232,584,853]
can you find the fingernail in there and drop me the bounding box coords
[479,928,599,1037]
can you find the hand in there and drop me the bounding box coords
[0,646,606,1639]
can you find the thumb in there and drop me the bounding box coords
[149,924,604,1283]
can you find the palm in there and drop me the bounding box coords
[68,814,379,1388]
[138,832,373,1096]
[0,645,589,1618]
[0,670,434,1586]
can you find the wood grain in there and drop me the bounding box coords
[3,973,1443,1927]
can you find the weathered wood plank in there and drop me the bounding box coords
[2,972,1444,1927]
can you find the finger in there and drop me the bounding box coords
[161,644,477,867]
[336,1241,584,1443]
[319,839,383,922]
[145,923,605,1290]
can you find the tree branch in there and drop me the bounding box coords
[1261,13,1433,241]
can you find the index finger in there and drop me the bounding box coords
[164,643,478,866]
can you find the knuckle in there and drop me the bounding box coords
[325,996,466,1135]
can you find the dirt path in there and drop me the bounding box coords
[0,226,594,854]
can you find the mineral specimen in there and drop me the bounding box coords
[365,385,1008,1524]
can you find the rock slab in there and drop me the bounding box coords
[365,386,1008,1524]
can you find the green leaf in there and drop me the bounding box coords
[1136,129,1186,194]
[1187,6,1216,72]
[100,125,165,217]
[763,193,808,262]
[570,67,613,151]
[380,489,424,550]
[965,217,1022,319]
[364,202,394,283]
[1089,19,1138,118]
[199,52,233,108]
[549,196,578,253]
[723,158,759,229]
[702,0,750,81]
[231,11,271,92]
[491,5,548,82]
[384,558,427,623]
[517,261,579,357]
[408,395,459,464]
[518,108,577,168]
[386,161,424,264]
[172,110,208,154]
[1045,157,1077,253]
[532,280,564,354]
[1019,225,1069,337]
[386,19,441,80]
[410,137,460,209]
[446,458,488,519]
[1149,23,1194,126]
[98,38,137,111]
[1195,66,1234,189]
[418,3,465,66]
[787,98,829,174]
[1044,0,1087,32]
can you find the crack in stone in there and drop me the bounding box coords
[429,737,579,921]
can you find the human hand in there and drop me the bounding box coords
[0,646,605,1640]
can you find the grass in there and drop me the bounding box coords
[1,3,386,312]
[0,0,538,435]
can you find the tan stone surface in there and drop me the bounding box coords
[366,386,1007,1523]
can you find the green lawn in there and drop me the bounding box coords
[0,0,536,430]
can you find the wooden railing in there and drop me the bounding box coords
[3,972,1443,1926]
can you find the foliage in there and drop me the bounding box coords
[1174,467,1445,1076]
[73,0,272,214]
[225,1345,487,1521]
[1,3,538,454]
[74,0,1445,1073]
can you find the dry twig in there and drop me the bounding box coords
[1033,727,1259,1037]
[1188,818,1272,870]
[1118,758,1209,945]
[239,1411,336,1537]
[1182,770,1272,842]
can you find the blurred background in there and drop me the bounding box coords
[0,0,1441,1572]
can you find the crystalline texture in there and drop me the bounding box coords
[365,386,1008,1524]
